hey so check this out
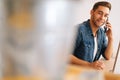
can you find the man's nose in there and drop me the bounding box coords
[100,15,104,20]
[100,15,106,20]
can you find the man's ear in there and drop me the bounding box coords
[90,10,94,15]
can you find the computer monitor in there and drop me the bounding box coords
[112,41,120,74]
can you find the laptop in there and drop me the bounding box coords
[112,41,120,74]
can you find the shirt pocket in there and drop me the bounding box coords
[84,40,91,48]
[83,41,91,53]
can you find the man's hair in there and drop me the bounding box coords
[92,1,111,11]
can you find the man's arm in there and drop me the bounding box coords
[104,22,113,60]
[104,38,113,60]
[70,55,90,67]
[70,55,105,70]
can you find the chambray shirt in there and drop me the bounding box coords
[73,19,107,62]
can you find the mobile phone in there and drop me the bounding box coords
[104,26,108,33]
[104,18,109,33]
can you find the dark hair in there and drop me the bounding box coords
[92,1,111,11]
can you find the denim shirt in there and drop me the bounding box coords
[73,19,107,62]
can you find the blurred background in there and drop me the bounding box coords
[0,0,120,79]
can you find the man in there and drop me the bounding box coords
[71,1,113,70]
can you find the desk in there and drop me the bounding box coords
[65,65,120,80]
[2,64,120,80]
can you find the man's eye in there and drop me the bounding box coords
[98,12,102,15]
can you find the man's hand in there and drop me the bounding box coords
[106,22,113,39]
[90,61,105,70]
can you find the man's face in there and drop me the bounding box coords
[91,6,110,27]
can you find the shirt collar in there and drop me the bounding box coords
[86,19,101,37]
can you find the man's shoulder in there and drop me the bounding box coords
[77,20,90,31]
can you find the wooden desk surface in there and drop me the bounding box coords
[65,65,120,80]
[1,64,120,80]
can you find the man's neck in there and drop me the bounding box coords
[90,20,99,37]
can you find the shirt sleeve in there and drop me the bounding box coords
[101,32,108,59]
[73,26,82,55]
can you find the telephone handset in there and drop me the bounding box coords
[104,18,109,33]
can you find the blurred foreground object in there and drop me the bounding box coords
[1,0,80,80]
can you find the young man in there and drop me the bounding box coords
[71,1,113,70]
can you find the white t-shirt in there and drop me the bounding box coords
[93,36,98,60]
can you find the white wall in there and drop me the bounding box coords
[73,0,120,56]
[1,0,119,57]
